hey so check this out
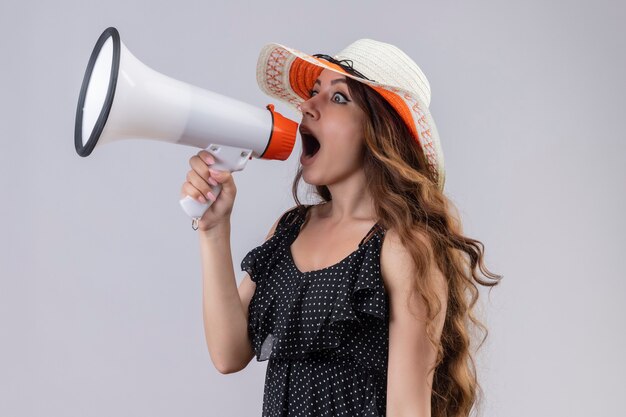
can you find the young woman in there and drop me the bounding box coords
[181,39,502,417]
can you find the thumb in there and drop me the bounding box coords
[209,168,235,191]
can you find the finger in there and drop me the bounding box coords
[208,169,235,193]
[186,169,216,200]
[190,155,216,184]
[197,150,215,165]
[182,181,207,203]
[208,168,229,183]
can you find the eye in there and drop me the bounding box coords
[307,89,349,104]
[332,92,349,104]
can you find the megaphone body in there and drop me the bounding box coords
[75,27,298,222]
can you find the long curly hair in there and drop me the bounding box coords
[289,76,503,417]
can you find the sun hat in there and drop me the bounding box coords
[256,39,446,191]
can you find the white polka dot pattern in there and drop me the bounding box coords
[241,205,390,416]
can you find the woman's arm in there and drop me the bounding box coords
[381,228,448,417]
[199,220,251,374]
[200,210,285,374]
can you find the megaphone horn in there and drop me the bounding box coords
[75,27,298,226]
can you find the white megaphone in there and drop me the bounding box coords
[75,27,298,227]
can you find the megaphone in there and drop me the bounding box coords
[75,27,298,226]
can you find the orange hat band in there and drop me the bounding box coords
[287,56,419,144]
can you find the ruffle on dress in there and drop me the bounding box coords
[240,225,290,285]
[240,227,286,358]
[241,205,389,374]
[241,208,303,358]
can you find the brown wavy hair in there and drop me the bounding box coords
[289,77,503,417]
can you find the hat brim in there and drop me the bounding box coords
[256,43,445,191]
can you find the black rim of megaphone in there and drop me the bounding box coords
[74,27,121,157]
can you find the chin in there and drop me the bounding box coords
[301,169,326,187]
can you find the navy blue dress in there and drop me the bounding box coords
[241,204,389,417]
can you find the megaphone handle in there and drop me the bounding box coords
[179,183,223,228]
[179,144,252,229]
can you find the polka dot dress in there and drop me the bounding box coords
[241,205,389,417]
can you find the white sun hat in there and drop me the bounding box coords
[256,39,446,191]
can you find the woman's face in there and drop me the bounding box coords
[298,68,367,186]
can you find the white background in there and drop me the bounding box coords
[1,0,624,416]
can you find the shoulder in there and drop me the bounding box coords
[380,227,447,306]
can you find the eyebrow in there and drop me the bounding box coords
[313,78,347,86]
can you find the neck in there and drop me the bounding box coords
[320,171,377,223]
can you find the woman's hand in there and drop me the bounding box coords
[181,150,237,232]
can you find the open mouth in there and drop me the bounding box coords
[301,132,321,157]
[300,126,320,158]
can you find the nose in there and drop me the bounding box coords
[299,96,320,120]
